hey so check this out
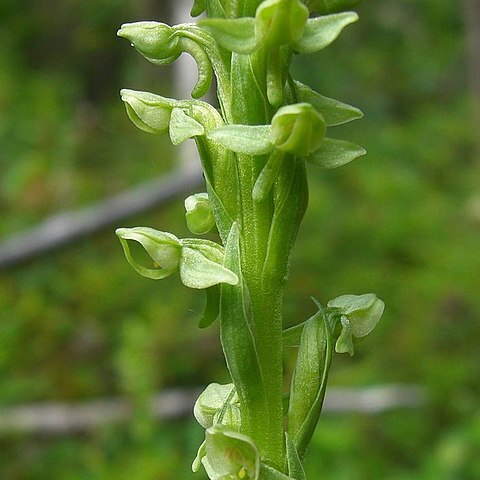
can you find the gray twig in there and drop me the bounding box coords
[0,385,427,436]
[0,169,203,269]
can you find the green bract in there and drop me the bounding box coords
[294,80,363,126]
[117,1,384,478]
[307,138,366,169]
[287,310,332,458]
[293,12,359,54]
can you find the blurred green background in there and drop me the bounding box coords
[0,0,479,479]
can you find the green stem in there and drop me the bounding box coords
[205,3,303,471]
[237,152,285,468]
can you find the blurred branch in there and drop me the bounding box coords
[0,385,427,436]
[0,168,203,270]
[323,384,427,414]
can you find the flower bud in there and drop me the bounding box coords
[271,103,326,156]
[117,22,179,64]
[328,293,384,338]
[328,293,384,355]
[193,383,238,429]
[116,227,181,280]
[185,193,215,235]
[120,89,175,134]
[255,0,309,46]
[202,425,260,480]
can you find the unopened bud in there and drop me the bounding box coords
[185,193,215,235]
[271,103,326,156]
[120,89,175,134]
[328,293,384,355]
[117,22,179,64]
[204,425,260,480]
[255,0,309,46]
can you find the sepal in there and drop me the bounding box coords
[115,227,181,280]
[120,89,175,134]
[192,383,242,473]
[335,316,355,355]
[192,441,207,473]
[180,239,239,289]
[207,125,274,155]
[170,107,205,145]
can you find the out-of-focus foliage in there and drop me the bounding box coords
[0,0,478,479]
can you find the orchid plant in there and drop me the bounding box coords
[116,0,384,478]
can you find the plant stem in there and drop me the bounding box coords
[237,152,285,467]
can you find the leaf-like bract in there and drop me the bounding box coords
[294,12,358,54]
[294,80,363,126]
[307,138,366,169]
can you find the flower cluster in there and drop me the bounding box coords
[116,1,384,478]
